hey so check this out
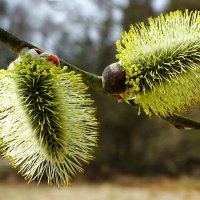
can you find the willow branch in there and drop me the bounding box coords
[163,114,200,130]
[0,27,200,129]
[0,27,103,92]
[128,101,200,131]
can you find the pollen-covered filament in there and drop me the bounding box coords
[17,73,63,160]
[0,50,98,187]
[116,10,200,117]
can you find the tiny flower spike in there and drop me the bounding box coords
[116,10,200,117]
[0,48,98,187]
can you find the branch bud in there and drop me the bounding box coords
[102,62,126,94]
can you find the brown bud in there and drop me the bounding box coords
[174,124,185,129]
[102,62,126,94]
[174,124,191,130]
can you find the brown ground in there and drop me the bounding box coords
[1,176,200,200]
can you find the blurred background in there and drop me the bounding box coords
[0,0,200,199]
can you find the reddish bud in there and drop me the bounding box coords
[112,94,124,103]
[174,124,185,130]
[34,49,44,55]
[47,55,60,66]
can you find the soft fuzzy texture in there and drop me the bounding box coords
[116,10,200,117]
[0,49,98,187]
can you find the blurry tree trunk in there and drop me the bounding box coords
[167,0,200,11]
[122,0,155,31]
[97,3,116,73]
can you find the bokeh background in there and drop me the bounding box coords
[0,0,200,199]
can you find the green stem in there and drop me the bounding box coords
[164,114,200,130]
[128,100,200,130]
[59,60,103,92]
[0,27,103,92]
[0,27,200,129]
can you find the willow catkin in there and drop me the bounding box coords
[116,10,200,117]
[0,49,98,187]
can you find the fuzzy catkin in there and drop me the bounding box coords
[116,10,200,117]
[0,49,98,187]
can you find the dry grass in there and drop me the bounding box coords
[1,176,200,200]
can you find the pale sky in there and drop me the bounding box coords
[3,0,170,53]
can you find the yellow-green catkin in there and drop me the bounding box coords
[0,49,98,187]
[116,10,200,117]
